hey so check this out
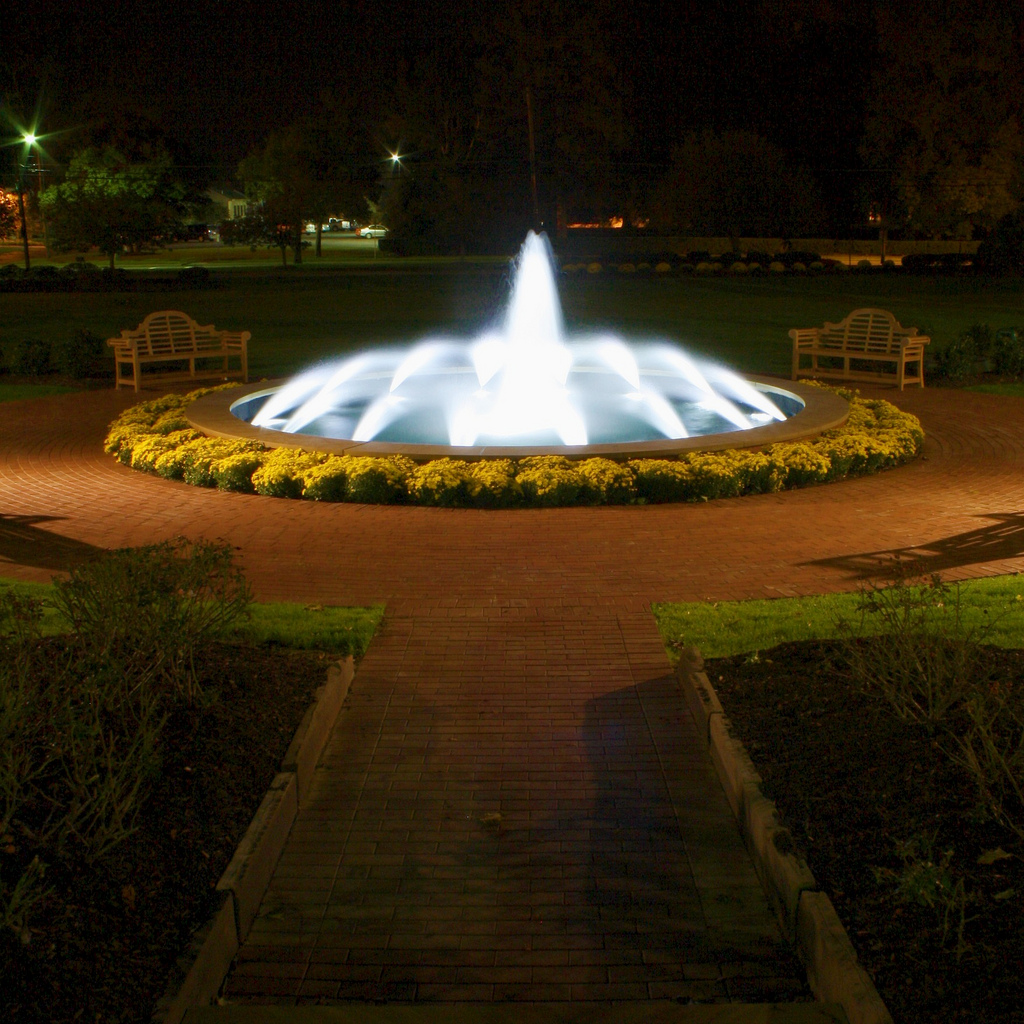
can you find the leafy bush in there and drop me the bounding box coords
[629,459,694,503]
[181,438,259,487]
[843,572,1024,841]
[992,329,1024,377]
[5,339,52,376]
[252,448,325,498]
[935,324,991,382]
[51,538,251,706]
[213,450,266,492]
[469,459,521,508]
[1,541,252,937]
[50,328,105,378]
[409,458,474,507]
[577,457,636,504]
[768,442,832,487]
[344,456,413,504]
[106,386,924,508]
[302,456,349,501]
[516,456,582,506]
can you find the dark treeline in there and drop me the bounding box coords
[3,0,1023,253]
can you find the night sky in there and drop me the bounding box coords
[5,0,875,174]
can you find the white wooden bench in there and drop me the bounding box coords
[108,310,250,391]
[790,308,929,390]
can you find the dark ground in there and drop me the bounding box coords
[712,640,1024,1024]
[1,641,332,1024]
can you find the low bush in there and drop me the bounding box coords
[409,458,474,507]
[106,384,924,508]
[301,456,350,501]
[5,339,52,376]
[50,328,105,379]
[345,456,414,504]
[844,572,1024,842]
[252,448,326,498]
[1,540,251,939]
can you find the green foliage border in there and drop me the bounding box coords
[104,383,924,508]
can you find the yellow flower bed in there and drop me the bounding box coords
[105,383,924,508]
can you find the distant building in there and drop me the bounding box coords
[206,187,249,221]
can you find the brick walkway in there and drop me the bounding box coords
[3,383,1024,1005]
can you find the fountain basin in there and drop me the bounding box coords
[186,376,848,460]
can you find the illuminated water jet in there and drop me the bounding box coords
[212,232,840,457]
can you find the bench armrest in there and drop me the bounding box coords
[789,327,821,346]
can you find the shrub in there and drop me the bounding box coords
[577,458,636,504]
[6,339,52,376]
[769,442,833,487]
[213,450,266,492]
[252,448,326,498]
[50,328,105,378]
[409,458,474,507]
[842,572,1024,841]
[0,540,253,928]
[629,459,694,503]
[935,324,990,382]
[51,538,251,707]
[469,459,521,508]
[516,456,582,506]
[992,329,1024,378]
[129,434,188,473]
[107,387,923,507]
[302,456,349,501]
[181,438,258,487]
[345,456,413,504]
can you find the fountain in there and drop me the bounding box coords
[188,233,848,457]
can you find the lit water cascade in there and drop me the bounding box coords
[242,232,792,448]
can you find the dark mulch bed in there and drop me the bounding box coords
[711,640,1024,1024]
[1,641,332,1024]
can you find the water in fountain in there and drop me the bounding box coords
[243,232,789,448]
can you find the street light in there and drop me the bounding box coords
[16,131,39,271]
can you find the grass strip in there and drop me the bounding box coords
[0,576,382,656]
[653,573,1024,659]
[0,384,79,402]
[966,382,1024,397]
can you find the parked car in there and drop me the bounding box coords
[358,224,388,238]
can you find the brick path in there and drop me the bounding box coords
[3,383,1024,1005]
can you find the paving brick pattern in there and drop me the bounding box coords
[3,383,1024,1005]
[227,607,805,1003]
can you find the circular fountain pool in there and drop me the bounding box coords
[187,233,849,458]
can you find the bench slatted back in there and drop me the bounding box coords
[131,311,220,356]
[820,308,905,354]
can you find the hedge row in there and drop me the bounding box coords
[105,384,924,508]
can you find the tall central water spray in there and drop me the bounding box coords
[246,232,788,448]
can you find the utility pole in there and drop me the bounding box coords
[17,182,30,271]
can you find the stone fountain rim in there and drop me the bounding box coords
[186,375,849,461]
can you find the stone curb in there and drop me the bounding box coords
[675,647,893,1024]
[152,655,356,1024]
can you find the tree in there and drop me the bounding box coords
[378,2,631,252]
[474,0,629,230]
[39,146,186,269]
[237,99,373,264]
[860,1,1024,237]
[0,188,18,239]
[649,131,825,241]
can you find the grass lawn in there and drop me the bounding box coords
[0,576,383,656]
[0,383,80,402]
[653,573,1024,659]
[2,259,1021,381]
[967,381,1024,397]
